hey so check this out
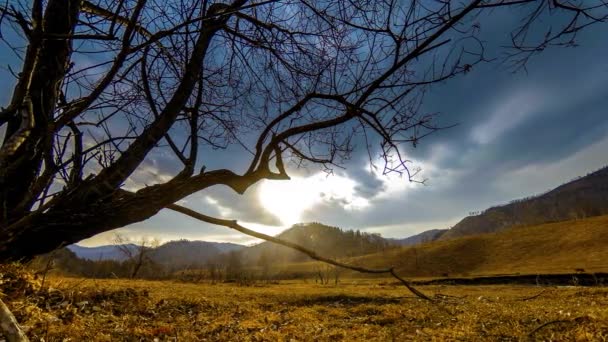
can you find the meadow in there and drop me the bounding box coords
[2,263,607,342]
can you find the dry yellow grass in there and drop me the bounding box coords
[2,265,608,341]
[336,215,608,278]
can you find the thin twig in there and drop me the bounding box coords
[516,289,546,301]
[526,319,569,338]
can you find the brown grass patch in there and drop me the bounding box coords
[1,264,608,341]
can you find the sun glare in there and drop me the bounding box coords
[258,174,369,226]
[258,178,317,225]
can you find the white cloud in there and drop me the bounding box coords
[204,196,233,217]
[123,162,174,191]
[368,147,460,200]
[471,86,547,145]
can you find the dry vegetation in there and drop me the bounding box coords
[1,264,607,341]
[343,215,608,278]
[234,216,608,282]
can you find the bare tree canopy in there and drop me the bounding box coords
[0,0,606,261]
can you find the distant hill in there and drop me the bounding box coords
[239,223,393,265]
[67,244,137,261]
[440,166,608,240]
[148,240,243,270]
[389,229,447,246]
[339,215,608,278]
[60,226,390,277]
[68,240,243,267]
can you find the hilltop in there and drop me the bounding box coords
[148,240,243,270]
[388,229,448,246]
[391,166,608,242]
[239,222,393,265]
[68,240,243,265]
[67,244,138,261]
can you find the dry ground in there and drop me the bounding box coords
[2,266,607,341]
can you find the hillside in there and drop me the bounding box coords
[440,166,608,240]
[148,240,243,270]
[348,215,608,278]
[239,223,393,265]
[389,229,447,246]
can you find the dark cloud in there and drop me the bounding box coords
[341,166,386,199]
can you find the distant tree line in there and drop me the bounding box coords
[29,223,397,284]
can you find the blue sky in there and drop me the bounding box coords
[1,3,607,246]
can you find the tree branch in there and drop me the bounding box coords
[0,297,29,342]
[166,203,433,301]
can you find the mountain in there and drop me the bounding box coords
[67,244,137,261]
[68,240,244,267]
[148,240,244,270]
[440,166,608,240]
[389,229,447,246]
[349,215,608,277]
[239,223,393,265]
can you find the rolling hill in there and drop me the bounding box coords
[438,166,608,240]
[346,214,608,278]
[388,229,448,246]
[238,222,393,265]
[148,240,243,270]
[68,240,243,266]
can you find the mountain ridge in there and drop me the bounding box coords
[69,240,244,264]
[439,165,608,240]
[388,229,448,246]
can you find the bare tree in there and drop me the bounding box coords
[113,233,159,278]
[0,0,606,262]
[257,249,272,282]
[206,260,221,284]
[314,263,339,285]
[225,250,253,284]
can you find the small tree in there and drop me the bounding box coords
[113,234,159,278]
[257,250,272,283]
[315,263,337,285]
[225,250,243,282]
[206,261,220,284]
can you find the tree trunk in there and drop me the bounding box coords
[1,0,81,222]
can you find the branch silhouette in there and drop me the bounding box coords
[167,203,433,301]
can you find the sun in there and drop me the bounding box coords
[258,177,319,225]
[257,174,370,226]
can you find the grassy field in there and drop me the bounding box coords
[2,216,607,341]
[337,215,608,278]
[2,264,608,341]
